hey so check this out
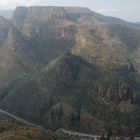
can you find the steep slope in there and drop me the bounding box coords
[0,53,140,136]
[0,16,10,45]
[0,6,140,137]
[73,15,140,70]
[0,16,32,90]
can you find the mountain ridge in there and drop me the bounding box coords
[0,6,140,137]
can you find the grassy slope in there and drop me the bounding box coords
[0,116,58,140]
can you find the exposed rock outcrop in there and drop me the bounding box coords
[95,80,136,104]
[127,63,136,73]
[13,6,92,24]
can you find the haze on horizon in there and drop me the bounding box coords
[0,0,140,22]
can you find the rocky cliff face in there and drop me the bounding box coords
[95,80,136,104]
[13,6,92,23]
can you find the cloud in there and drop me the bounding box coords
[97,8,119,13]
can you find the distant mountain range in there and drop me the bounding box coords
[136,21,140,24]
[0,6,140,137]
[0,10,13,19]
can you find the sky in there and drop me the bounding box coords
[0,0,140,22]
